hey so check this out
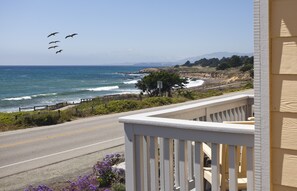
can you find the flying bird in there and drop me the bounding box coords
[65,33,78,39]
[56,49,63,54]
[49,41,60,44]
[48,45,59,49]
[47,32,59,38]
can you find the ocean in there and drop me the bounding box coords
[0,66,148,112]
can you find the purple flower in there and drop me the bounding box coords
[63,174,99,191]
[24,185,53,191]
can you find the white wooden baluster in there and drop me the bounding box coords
[164,138,174,190]
[160,138,165,190]
[206,108,211,121]
[234,107,239,121]
[179,140,188,190]
[149,136,159,191]
[174,139,180,188]
[188,141,193,181]
[135,135,144,191]
[227,110,231,121]
[239,106,243,120]
[247,147,254,191]
[241,106,245,120]
[240,106,244,120]
[222,110,227,121]
[194,142,204,191]
[231,109,235,121]
[246,103,252,120]
[229,145,238,191]
[237,107,241,121]
[124,125,136,191]
[143,136,149,191]
[211,143,220,191]
[210,114,214,122]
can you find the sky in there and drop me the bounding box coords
[0,1,253,65]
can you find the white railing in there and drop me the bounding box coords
[119,94,254,191]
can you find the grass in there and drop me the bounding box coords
[0,81,253,132]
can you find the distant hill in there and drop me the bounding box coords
[179,52,253,63]
[133,62,178,67]
[132,52,253,67]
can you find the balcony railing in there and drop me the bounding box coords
[119,94,254,191]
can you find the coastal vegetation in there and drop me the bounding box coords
[0,82,252,132]
[0,55,254,131]
[181,55,254,78]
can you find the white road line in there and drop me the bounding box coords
[0,136,124,169]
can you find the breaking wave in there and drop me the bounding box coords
[2,96,32,101]
[86,86,119,91]
[123,80,139,84]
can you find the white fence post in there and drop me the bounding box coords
[124,124,136,191]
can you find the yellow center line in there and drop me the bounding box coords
[0,126,100,149]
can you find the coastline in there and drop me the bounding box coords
[0,78,205,113]
[0,66,253,132]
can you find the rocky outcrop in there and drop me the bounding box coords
[139,68,161,73]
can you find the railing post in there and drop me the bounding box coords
[194,141,204,191]
[211,143,220,191]
[135,135,144,191]
[179,140,189,190]
[229,145,239,191]
[206,108,211,121]
[149,136,159,191]
[124,124,136,191]
[247,147,254,191]
[174,139,180,188]
[164,138,174,190]
[143,136,149,191]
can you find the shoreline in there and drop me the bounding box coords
[0,78,205,113]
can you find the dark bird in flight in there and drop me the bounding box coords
[47,32,59,38]
[48,45,59,49]
[56,49,63,54]
[65,33,78,39]
[49,41,60,44]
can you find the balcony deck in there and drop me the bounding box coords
[120,94,254,191]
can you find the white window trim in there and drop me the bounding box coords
[254,0,270,190]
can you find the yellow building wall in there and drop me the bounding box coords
[271,0,297,190]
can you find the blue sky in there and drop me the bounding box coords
[0,1,253,65]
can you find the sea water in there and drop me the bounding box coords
[0,66,147,112]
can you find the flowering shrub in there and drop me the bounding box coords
[93,153,125,187]
[62,174,99,191]
[93,160,115,187]
[24,153,125,191]
[24,185,53,191]
[103,153,124,165]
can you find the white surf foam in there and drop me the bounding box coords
[185,79,204,88]
[86,86,119,91]
[123,80,139,84]
[32,93,58,98]
[2,96,32,101]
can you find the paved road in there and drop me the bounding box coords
[0,90,253,179]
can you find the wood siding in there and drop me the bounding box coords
[271,0,297,189]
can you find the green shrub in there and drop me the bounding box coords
[142,97,173,107]
[107,100,140,113]
[176,89,195,100]
[112,183,126,191]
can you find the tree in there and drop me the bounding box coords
[229,55,243,67]
[135,71,188,97]
[183,60,191,66]
[216,62,230,70]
